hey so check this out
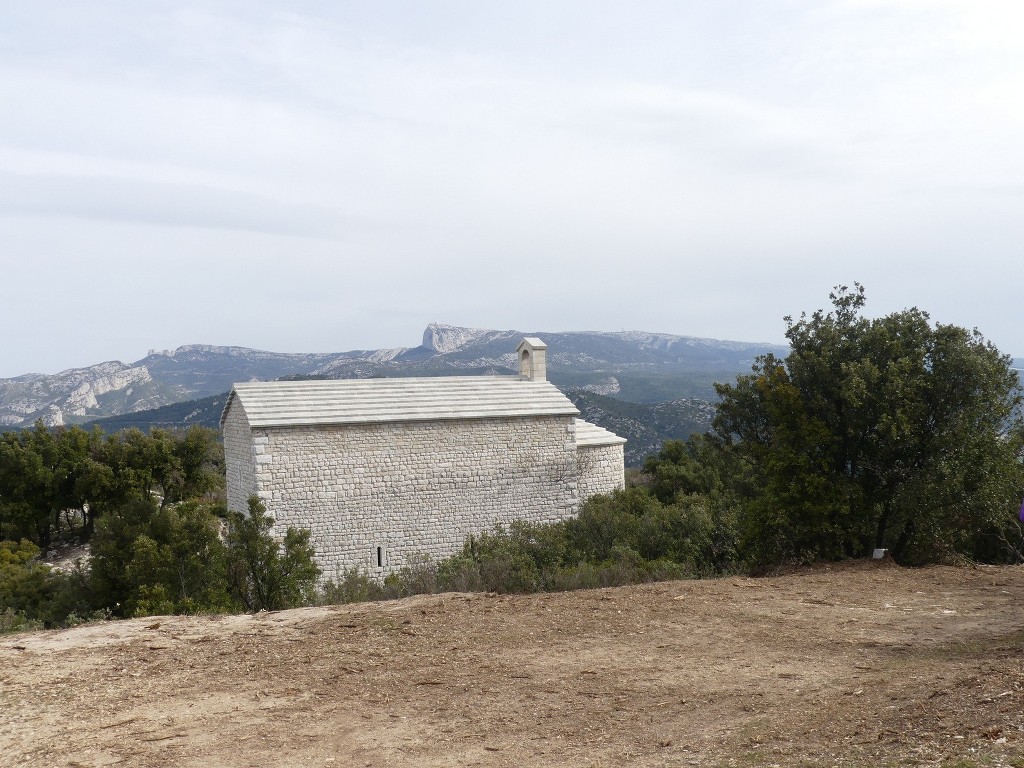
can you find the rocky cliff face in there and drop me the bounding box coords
[1,326,788,429]
[63,364,154,415]
[421,323,495,354]
[0,362,159,427]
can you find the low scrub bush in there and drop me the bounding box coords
[319,486,741,604]
[320,567,387,604]
[0,607,41,634]
[0,539,102,630]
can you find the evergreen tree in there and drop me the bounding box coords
[226,496,320,612]
[714,285,1024,565]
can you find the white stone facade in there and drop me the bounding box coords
[221,338,626,580]
[223,398,258,512]
[577,443,626,503]
[227,411,590,579]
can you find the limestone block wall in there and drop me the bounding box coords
[577,443,626,502]
[223,399,257,513]
[245,415,579,580]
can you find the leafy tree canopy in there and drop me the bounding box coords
[90,497,234,617]
[0,425,224,548]
[713,285,1024,566]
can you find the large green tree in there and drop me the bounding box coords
[0,424,105,546]
[0,424,223,546]
[90,498,236,617]
[714,285,1024,565]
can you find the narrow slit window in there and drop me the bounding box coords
[376,546,383,569]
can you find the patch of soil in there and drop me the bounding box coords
[2,561,1023,767]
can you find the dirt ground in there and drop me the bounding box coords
[2,561,1023,768]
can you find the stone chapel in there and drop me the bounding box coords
[220,337,625,579]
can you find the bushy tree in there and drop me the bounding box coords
[714,285,1024,566]
[565,487,726,574]
[90,497,234,617]
[0,539,94,630]
[643,434,735,503]
[226,496,320,612]
[0,424,224,547]
[122,501,233,616]
[0,539,50,625]
[89,497,162,612]
[0,424,91,546]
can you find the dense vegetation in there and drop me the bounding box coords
[0,426,320,631]
[714,285,1024,567]
[82,393,229,433]
[567,391,714,466]
[0,423,224,547]
[2,287,1022,628]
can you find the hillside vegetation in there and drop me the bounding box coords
[568,391,714,466]
[81,393,228,433]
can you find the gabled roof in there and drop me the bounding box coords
[221,375,580,428]
[517,337,547,350]
[574,418,628,447]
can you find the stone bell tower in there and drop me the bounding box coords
[516,337,547,382]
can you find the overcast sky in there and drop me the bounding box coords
[2,1,1022,377]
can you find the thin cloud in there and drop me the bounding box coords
[0,171,357,238]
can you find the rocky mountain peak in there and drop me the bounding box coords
[421,323,496,354]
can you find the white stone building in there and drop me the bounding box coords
[220,338,625,579]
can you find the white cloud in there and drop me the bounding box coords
[1,1,1023,376]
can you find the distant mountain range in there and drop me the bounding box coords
[1,323,788,430]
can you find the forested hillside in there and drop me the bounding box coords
[566,391,714,466]
[82,393,228,433]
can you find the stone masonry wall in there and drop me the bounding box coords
[223,398,257,514]
[577,443,626,502]
[248,415,579,580]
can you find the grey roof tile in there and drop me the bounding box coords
[221,375,580,427]
[574,418,627,447]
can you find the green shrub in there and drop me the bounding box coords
[449,523,550,593]
[436,555,485,593]
[380,554,438,599]
[329,486,744,606]
[40,564,97,628]
[562,487,735,578]
[0,607,41,634]
[320,567,387,604]
[91,498,235,617]
[0,540,50,622]
[226,496,320,612]
[0,539,103,629]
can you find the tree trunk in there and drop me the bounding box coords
[874,503,889,550]
[892,518,916,563]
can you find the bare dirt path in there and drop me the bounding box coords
[2,561,1023,767]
